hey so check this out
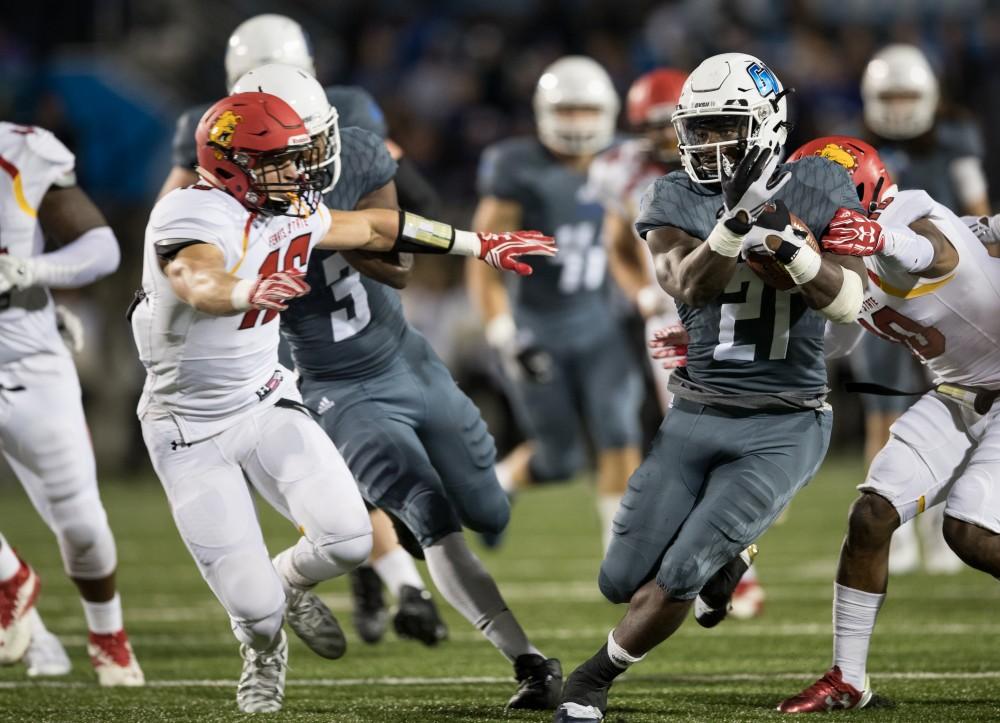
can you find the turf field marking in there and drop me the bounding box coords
[4,671,1000,689]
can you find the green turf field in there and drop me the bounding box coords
[1,456,998,722]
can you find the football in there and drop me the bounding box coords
[744,211,820,291]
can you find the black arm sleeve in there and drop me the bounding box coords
[393,156,442,218]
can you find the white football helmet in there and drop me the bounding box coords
[533,56,620,157]
[232,63,341,192]
[861,44,939,141]
[225,14,316,92]
[671,53,790,185]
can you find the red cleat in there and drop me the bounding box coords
[0,556,40,664]
[778,666,873,713]
[88,630,145,686]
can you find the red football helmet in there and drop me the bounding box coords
[195,92,321,216]
[626,68,687,128]
[788,136,893,215]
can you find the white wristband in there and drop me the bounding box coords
[485,312,516,349]
[230,278,255,312]
[451,229,481,258]
[820,267,864,323]
[706,220,745,258]
[781,244,822,286]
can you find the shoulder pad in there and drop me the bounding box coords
[23,126,75,168]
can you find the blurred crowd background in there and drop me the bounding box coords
[1,0,997,475]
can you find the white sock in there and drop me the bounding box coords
[372,547,425,599]
[832,583,884,690]
[496,457,517,495]
[0,535,20,582]
[424,532,541,662]
[82,593,123,635]
[597,494,622,552]
[286,534,360,587]
[607,629,646,669]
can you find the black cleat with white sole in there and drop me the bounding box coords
[393,585,448,646]
[508,654,563,709]
[695,544,757,628]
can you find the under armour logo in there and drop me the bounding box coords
[170,440,190,451]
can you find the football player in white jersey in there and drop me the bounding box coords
[775,137,1000,712]
[0,123,143,685]
[133,91,552,713]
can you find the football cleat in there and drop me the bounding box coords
[554,702,605,722]
[24,625,71,677]
[237,630,287,713]
[730,576,766,620]
[393,585,448,646]
[508,654,563,710]
[777,666,873,713]
[285,586,347,659]
[88,630,145,686]
[0,556,40,664]
[350,566,389,644]
[695,544,758,628]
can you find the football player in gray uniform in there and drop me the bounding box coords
[470,56,644,552]
[553,53,868,723]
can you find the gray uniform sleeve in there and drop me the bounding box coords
[778,156,864,238]
[171,107,205,169]
[636,173,713,239]
[325,127,398,209]
[939,118,985,159]
[477,142,531,206]
[326,86,388,139]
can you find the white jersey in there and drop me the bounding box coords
[0,123,76,365]
[587,138,666,220]
[132,186,332,442]
[859,189,1000,388]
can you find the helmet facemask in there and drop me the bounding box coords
[217,141,323,217]
[305,109,341,194]
[673,111,754,184]
[537,104,616,157]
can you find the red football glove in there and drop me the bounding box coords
[247,269,311,311]
[649,324,690,369]
[821,207,885,256]
[478,231,556,276]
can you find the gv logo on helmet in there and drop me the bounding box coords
[746,62,779,98]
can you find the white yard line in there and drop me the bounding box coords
[3,671,1000,690]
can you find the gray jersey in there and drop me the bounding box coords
[171,85,388,169]
[876,119,984,213]
[280,127,401,380]
[477,136,613,341]
[636,156,863,400]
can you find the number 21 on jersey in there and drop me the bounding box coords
[714,266,793,361]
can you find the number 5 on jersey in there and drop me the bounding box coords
[238,233,310,329]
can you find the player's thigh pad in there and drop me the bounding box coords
[303,379,463,548]
[244,404,372,565]
[140,414,285,631]
[598,404,714,604]
[578,325,644,451]
[944,404,1000,534]
[657,407,832,600]
[0,354,115,579]
[417,359,509,536]
[860,392,971,525]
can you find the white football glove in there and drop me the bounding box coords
[55,304,84,353]
[0,255,35,295]
[963,214,1000,246]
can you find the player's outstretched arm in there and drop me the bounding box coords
[340,179,413,290]
[0,185,121,295]
[319,207,555,276]
[163,243,309,316]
